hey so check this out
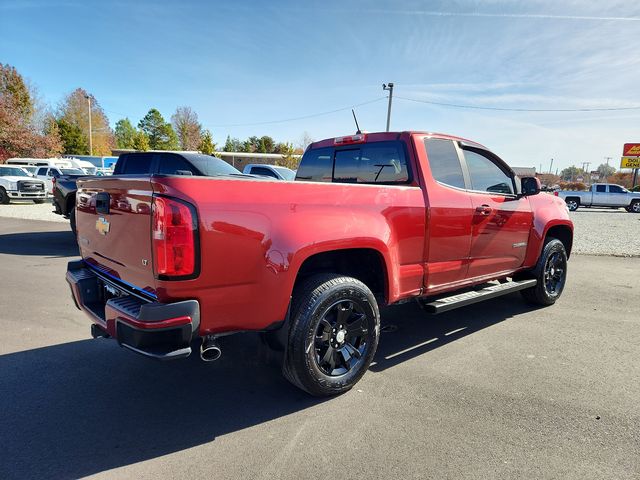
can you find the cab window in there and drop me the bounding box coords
[596,185,606,193]
[463,149,514,195]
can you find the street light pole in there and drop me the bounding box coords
[382,82,394,132]
[85,94,93,156]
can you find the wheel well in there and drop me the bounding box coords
[546,225,573,258]
[295,249,388,304]
[565,196,580,203]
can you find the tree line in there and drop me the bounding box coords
[0,63,312,164]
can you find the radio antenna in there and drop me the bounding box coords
[352,109,362,134]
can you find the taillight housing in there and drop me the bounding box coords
[554,191,559,196]
[152,196,199,279]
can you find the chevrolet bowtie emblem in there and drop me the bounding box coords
[96,217,110,236]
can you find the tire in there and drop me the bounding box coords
[33,199,45,204]
[69,206,77,236]
[630,200,640,213]
[0,187,9,205]
[565,198,579,211]
[518,238,568,306]
[283,274,380,396]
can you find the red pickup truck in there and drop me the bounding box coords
[67,132,573,396]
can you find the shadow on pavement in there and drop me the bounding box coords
[373,293,538,372]
[0,294,537,479]
[0,230,78,257]
[0,334,321,479]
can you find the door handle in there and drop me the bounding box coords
[475,205,492,215]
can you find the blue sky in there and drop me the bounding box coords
[2,0,640,171]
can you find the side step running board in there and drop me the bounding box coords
[421,279,537,314]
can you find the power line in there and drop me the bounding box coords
[208,97,387,127]
[395,95,640,112]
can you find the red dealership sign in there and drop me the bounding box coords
[623,143,640,156]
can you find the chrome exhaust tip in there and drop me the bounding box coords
[200,336,222,362]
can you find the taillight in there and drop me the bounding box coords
[554,191,559,196]
[152,196,198,278]
[52,177,56,185]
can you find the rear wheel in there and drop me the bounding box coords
[0,188,9,204]
[630,200,640,213]
[283,274,380,396]
[565,198,579,211]
[518,238,568,306]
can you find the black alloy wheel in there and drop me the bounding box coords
[543,250,567,297]
[313,300,370,376]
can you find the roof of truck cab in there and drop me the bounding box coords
[307,131,487,150]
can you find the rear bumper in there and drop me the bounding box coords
[66,260,200,360]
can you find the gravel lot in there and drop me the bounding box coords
[570,208,640,257]
[0,201,67,223]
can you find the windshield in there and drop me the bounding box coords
[273,166,296,181]
[60,168,85,175]
[0,166,30,177]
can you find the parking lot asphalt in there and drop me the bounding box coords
[0,217,638,480]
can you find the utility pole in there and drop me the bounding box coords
[85,94,93,156]
[549,158,554,174]
[382,82,394,132]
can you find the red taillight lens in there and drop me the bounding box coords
[152,196,197,278]
[554,191,559,196]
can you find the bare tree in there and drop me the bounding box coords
[296,131,314,152]
[171,106,202,151]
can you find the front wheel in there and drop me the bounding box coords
[283,274,380,396]
[629,200,640,213]
[518,238,568,306]
[0,188,9,205]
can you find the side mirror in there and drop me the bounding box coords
[521,176,541,196]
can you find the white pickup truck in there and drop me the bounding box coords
[0,165,47,204]
[557,183,640,212]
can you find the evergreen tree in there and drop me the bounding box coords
[114,118,137,149]
[56,118,88,154]
[198,129,215,155]
[138,108,178,150]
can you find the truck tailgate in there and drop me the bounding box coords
[76,177,157,298]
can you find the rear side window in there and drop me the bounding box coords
[158,154,198,175]
[463,149,514,195]
[596,185,606,193]
[250,166,279,178]
[296,148,333,182]
[424,138,465,189]
[115,154,154,175]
